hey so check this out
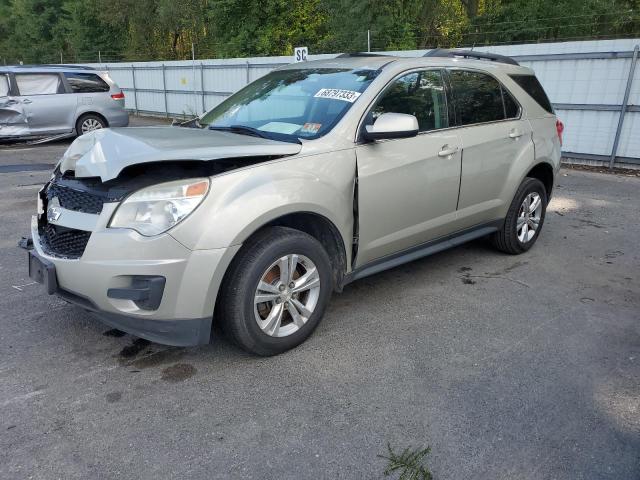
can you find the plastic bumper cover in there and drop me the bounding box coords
[29,215,238,346]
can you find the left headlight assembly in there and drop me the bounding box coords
[109,178,210,236]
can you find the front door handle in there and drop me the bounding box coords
[509,129,523,139]
[22,99,33,104]
[438,145,459,157]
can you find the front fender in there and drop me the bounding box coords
[169,150,357,254]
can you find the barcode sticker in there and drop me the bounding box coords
[314,88,362,103]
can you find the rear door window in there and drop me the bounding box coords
[449,70,505,125]
[64,73,110,93]
[372,70,448,132]
[15,74,63,96]
[509,74,554,113]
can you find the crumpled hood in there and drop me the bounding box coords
[58,126,302,181]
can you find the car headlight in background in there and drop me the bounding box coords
[109,178,210,236]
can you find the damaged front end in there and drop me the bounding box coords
[35,126,301,257]
[57,127,301,181]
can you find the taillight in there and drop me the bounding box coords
[111,92,125,100]
[556,119,564,146]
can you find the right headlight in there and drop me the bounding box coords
[109,178,210,236]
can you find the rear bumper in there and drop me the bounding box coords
[107,108,129,127]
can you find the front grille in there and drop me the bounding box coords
[39,224,91,259]
[47,183,104,214]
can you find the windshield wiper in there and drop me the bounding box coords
[208,124,301,144]
[208,125,271,139]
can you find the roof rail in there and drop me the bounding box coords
[336,52,392,58]
[423,48,519,66]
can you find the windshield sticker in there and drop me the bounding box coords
[259,122,301,134]
[314,88,362,103]
[301,122,322,134]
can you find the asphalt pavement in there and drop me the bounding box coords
[0,123,638,479]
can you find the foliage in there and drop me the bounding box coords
[379,443,433,480]
[0,0,637,64]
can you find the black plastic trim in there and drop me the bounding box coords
[56,286,212,346]
[344,220,502,284]
[90,311,212,346]
[107,276,166,310]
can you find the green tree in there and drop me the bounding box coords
[2,0,68,64]
[0,0,637,63]
[320,0,468,52]
[468,0,639,46]
[205,0,328,57]
[61,0,126,62]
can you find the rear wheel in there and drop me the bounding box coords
[491,177,547,254]
[219,227,333,356]
[76,114,106,136]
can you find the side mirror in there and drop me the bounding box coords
[364,112,419,140]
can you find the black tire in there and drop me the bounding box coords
[219,226,333,356]
[76,113,106,136]
[491,177,547,254]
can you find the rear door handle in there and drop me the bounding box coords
[22,99,33,104]
[438,145,459,157]
[509,129,523,139]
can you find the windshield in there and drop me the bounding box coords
[199,68,380,141]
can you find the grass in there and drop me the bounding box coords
[379,443,433,480]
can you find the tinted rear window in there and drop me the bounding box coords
[509,74,553,113]
[64,73,110,93]
[449,70,505,125]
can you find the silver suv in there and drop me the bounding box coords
[0,65,128,139]
[26,50,562,355]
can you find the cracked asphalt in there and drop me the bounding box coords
[1,124,638,479]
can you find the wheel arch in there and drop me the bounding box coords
[207,210,349,337]
[221,210,349,293]
[259,211,348,292]
[75,111,109,132]
[525,161,555,199]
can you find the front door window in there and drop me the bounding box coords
[369,70,449,132]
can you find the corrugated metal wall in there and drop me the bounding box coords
[88,39,640,167]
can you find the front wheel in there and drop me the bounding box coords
[491,177,547,254]
[219,227,333,356]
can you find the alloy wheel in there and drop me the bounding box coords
[254,254,321,338]
[81,118,103,133]
[517,192,542,243]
